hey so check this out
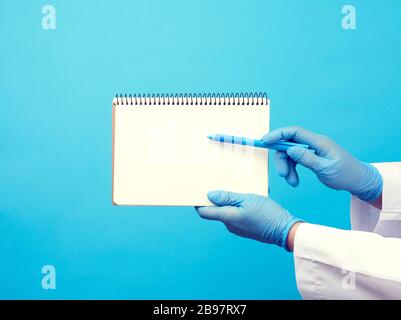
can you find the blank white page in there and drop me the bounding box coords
[112,96,269,206]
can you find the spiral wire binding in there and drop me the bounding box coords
[113,93,268,106]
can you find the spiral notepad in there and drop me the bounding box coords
[112,93,270,206]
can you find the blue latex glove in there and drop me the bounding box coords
[261,126,383,202]
[196,191,302,249]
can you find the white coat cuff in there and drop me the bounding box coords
[350,162,401,232]
[293,223,326,299]
[374,162,401,212]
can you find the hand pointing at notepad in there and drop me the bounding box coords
[261,126,382,202]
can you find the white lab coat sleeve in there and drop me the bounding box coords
[351,162,401,237]
[293,162,401,299]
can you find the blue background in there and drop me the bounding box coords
[0,0,400,299]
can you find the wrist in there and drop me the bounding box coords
[353,163,383,202]
[286,221,303,252]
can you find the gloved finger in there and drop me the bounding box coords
[261,126,323,150]
[287,146,324,172]
[285,159,299,187]
[274,151,290,177]
[207,190,246,207]
[195,206,237,222]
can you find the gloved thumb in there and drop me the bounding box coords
[287,146,322,171]
[207,190,245,207]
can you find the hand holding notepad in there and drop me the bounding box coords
[112,93,270,206]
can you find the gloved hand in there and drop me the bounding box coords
[261,126,383,202]
[196,191,302,250]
